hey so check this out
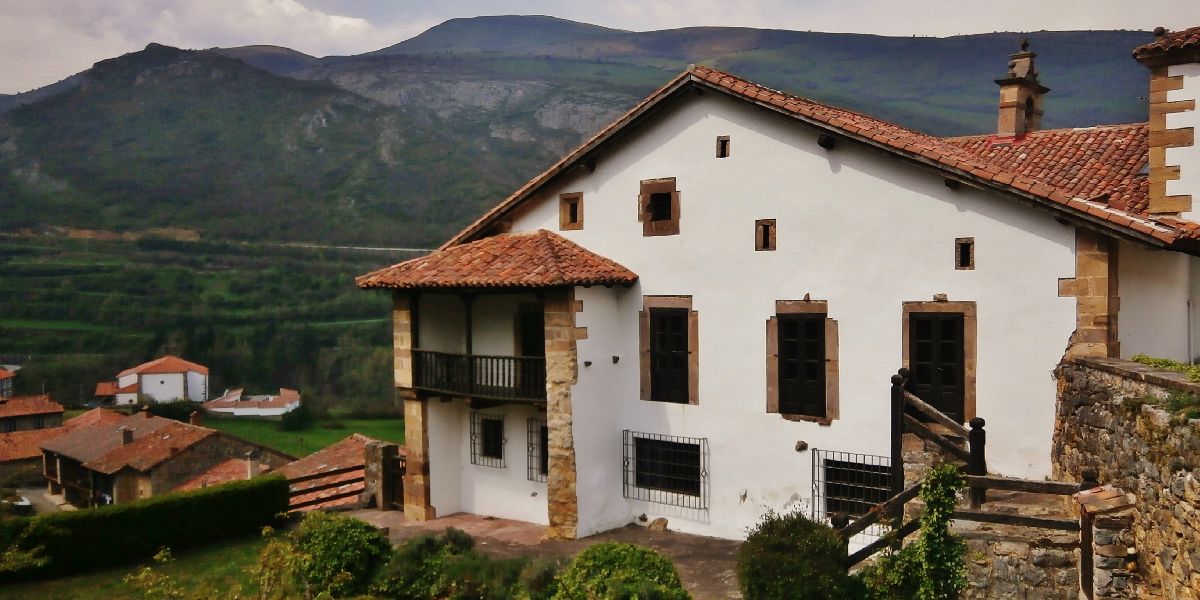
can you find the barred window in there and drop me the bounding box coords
[622,430,708,509]
[470,412,505,468]
[527,418,548,482]
[822,456,890,517]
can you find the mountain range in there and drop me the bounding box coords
[0,16,1157,247]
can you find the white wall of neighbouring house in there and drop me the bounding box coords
[1118,241,1194,362]
[141,373,185,402]
[115,392,138,405]
[185,371,208,402]
[498,90,1084,540]
[1168,63,1200,223]
[117,373,138,389]
[418,294,467,353]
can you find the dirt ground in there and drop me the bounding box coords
[347,510,743,599]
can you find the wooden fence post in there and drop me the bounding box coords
[890,371,906,542]
[1076,468,1100,600]
[968,417,987,508]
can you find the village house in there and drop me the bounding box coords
[0,395,67,483]
[358,27,1200,541]
[95,355,209,405]
[40,408,292,508]
[204,387,301,417]
[0,368,14,398]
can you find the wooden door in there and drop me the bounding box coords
[908,312,965,422]
[778,313,826,417]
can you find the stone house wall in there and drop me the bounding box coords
[146,433,292,494]
[1054,356,1200,599]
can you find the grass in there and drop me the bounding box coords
[0,534,269,600]
[206,417,405,457]
[0,319,117,332]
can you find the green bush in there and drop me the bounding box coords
[0,475,288,581]
[554,542,689,600]
[289,511,392,597]
[372,533,453,599]
[142,400,201,422]
[737,511,859,600]
[279,401,315,431]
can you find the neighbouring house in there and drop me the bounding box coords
[277,433,396,512]
[204,388,301,417]
[0,407,124,485]
[357,27,1200,541]
[0,369,14,397]
[95,355,210,405]
[0,394,63,433]
[40,407,292,508]
[0,395,66,484]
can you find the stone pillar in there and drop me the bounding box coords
[1059,229,1119,360]
[361,441,402,510]
[1076,485,1136,600]
[393,292,415,392]
[402,390,435,520]
[544,288,579,540]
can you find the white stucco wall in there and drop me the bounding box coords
[498,91,1080,540]
[1168,63,1200,223]
[418,294,467,353]
[140,373,185,402]
[117,373,137,389]
[1118,241,1194,362]
[426,398,548,524]
[186,371,208,402]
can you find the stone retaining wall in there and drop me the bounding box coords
[1054,356,1200,599]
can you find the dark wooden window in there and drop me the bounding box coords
[639,178,680,236]
[778,313,826,417]
[527,418,548,482]
[955,237,974,270]
[909,313,966,422]
[559,192,583,230]
[755,219,776,251]
[34,415,45,429]
[1,420,14,433]
[823,458,891,517]
[470,412,505,467]
[716,135,730,158]
[650,308,690,403]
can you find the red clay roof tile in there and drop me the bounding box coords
[1134,26,1200,59]
[118,355,209,377]
[0,395,63,419]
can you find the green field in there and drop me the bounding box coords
[206,417,405,457]
[0,534,268,600]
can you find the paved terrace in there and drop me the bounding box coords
[346,510,743,599]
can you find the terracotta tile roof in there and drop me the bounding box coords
[1134,25,1200,60]
[946,124,1149,214]
[278,433,379,480]
[438,65,1192,254]
[0,428,66,462]
[0,395,64,419]
[64,408,127,431]
[279,433,391,512]
[357,230,639,290]
[83,421,215,474]
[118,355,209,377]
[0,369,13,381]
[172,457,262,492]
[205,388,300,410]
[43,412,179,464]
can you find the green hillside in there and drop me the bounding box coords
[0,44,508,247]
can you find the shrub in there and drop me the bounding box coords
[371,530,472,600]
[0,475,288,581]
[279,402,315,431]
[737,511,858,600]
[141,400,201,423]
[554,542,690,600]
[290,511,392,597]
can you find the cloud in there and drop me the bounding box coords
[0,0,425,93]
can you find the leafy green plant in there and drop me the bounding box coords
[737,510,858,600]
[289,511,392,597]
[123,548,186,600]
[554,542,689,600]
[1131,354,1200,382]
[1164,390,1200,414]
[858,463,966,600]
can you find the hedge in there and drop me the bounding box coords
[0,474,289,581]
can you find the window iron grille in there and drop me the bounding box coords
[811,449,891,542]
[622,430,708,509]
[527,418,548,482]
[470,412,505,468]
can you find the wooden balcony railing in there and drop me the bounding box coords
[412,349,546,402]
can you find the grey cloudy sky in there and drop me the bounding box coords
[2,0,1197,94]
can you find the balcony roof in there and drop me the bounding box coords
[356,229,639,290]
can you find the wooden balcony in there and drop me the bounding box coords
[412,349,546,403]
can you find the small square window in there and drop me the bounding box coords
[559,192,583,231]
[470,412,505,468]
[527,418,548,482]
[622,430,708,509]
[755,219,776,251]
[955,237,974,270]
[639,178,680,236]
[648,193,673,222]
[716,135,730,158]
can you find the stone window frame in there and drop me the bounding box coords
[639,295,699,405]
[716,135,731,158]
[766,300,839,425]
[901,300,977,423]
[559,192,583,231]
[755,219,777,251]
[955,237,975,270]
[639,178,681,237]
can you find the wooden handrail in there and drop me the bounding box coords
[952,509,1080,532]
[902,390,969,438]
[846,518,921,567]
[837,482,922,539]
[903,414,971,462]
[962,475,1082,496]
[413,348,546,361]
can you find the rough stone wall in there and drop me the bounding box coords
[147,433,291,494]
[544,288,579,540]
[1054,357,1200,599]
[959,521,1079,600]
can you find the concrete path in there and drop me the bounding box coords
[15,487,65,515]
[347,510,743,599]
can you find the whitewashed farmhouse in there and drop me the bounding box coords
[205,388,300,417]
[358,27,1200,541]
[95,355,209,405]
